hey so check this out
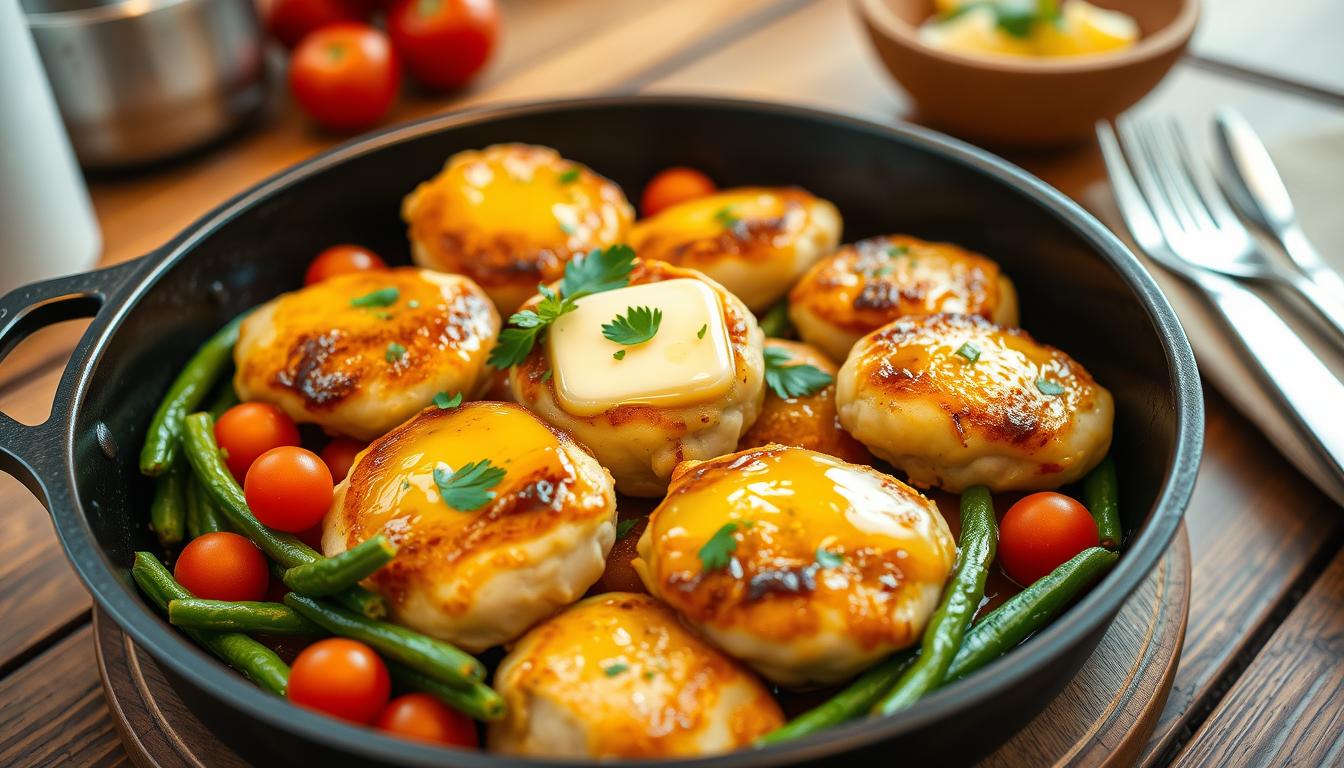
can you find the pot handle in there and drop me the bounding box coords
[0,259,142,504]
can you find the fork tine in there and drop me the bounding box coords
[1116,116,1187,247]
[1142,118,1216,233]
[1096,121,1167,256]
[1167,119,1243,229]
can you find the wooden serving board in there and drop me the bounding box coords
[95,525,1189,768]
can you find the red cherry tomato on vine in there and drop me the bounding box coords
[998,492,1098,585]
[174,532,269,602]
[320,437,366,481]
[289,638,390,723]
[387,0,499,91]
[215,403,301,480]
[377,693,478,746]
[244,446,334,532]
[305,245,387,285]
[267,0,366,48]
[640,167,716,218]
[289,23,400,132]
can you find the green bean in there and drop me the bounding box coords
[131,552,290,695]
[283,536,396,597]
[181,411,387,619]
[758,651,916,744]
[944,547,1118,683]
[1083,457,1123,550]
[757,298,795,339]
[283,594,485,687]
[169,598,325,635]
[387,661,505,722]
[185,473,226,539]
[872,485,997,715]
[139,314,245,477]
[149,460,188,547]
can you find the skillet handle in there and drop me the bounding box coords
[0,260,141,505]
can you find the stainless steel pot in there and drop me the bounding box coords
[22,0,268,169]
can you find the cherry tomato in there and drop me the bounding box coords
[267,0,366,48]
[376,693,477,746]
[320,437,366,481]
[387,0,498,91]
[244,446,334,532]
[289,23,400,132]
[174,532,269,602]
[640,167,717,217]
[215,403,301,481]
[289,638,390,723]
[304,244,387,285]
[998,492,1099,585]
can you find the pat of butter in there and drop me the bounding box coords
[549,278,734,416]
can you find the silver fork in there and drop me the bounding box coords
[1131,117,1344,345]
[1098,118,1344,484]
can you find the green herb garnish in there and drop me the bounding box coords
[558,168,581,184]
[1036,379,1066,396]
[697,324,708,340]
[763,347,833,399]
[603,662,629,677]
[487,245,639,369]
[699,522,743,572]
[955,342,981,363]
[433,459,506,512]
[603,306,662,347]
[885,244,910,258]
[816,546,844,569]
[540,368,553,382]
[385,342,407,362]
[758,299,794,339]
[714,207,740,228]
[433,391,462,409]
[615,518,641,540]
[613,350,626,360]
[351,287,399,308]
[407,299,421,309]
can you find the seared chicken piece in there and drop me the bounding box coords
[790,235,1019,362]
[628,187,841,312]
[402,143,635,314]
[836,313,1113,492]
[510,259,765,497]
[489,593,783,758]
[634,446,956,686]
[234,268,498,441]
[737,339,872,464]
[323,401,616,652]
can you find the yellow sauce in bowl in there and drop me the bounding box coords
[921,0,1140,58]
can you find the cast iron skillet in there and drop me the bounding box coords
[0,96,1202,766]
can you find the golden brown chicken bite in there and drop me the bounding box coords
[628,187,841,311]
[634,445,956,687]
[402,143,635,314]
[322,401,617,652]
[737,339,872,464]
[234,267,498,441]
[836,313,1114,492]
[488,593,783,758]
[509,259,765,497]
[789,235,1019,362]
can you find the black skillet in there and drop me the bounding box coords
[0,96,1202,766]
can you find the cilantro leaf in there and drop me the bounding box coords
[488,326,540,369]
[763,347,833,399]
[698,522,742,572]
[558,168,581,184]
[603,662,629,677]
[602,306,662,346]
[955,342,981,363]
[615,518,641,540]
[697,324,707,340]
[714,207,739,228]
[613,349,626,360]
[433,391,462,409]
[1036,379,1066,396]
[385,342,407,362]
[561,244,637,299]
[351,287,399,308]
[433,459,506,511]
[816,546,844,569]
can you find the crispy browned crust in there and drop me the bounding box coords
[630,188,815,269]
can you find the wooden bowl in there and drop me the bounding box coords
[856,0,1199,146]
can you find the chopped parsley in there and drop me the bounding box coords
[955,342,981,363]
[714,206,740,228]
[612,349,626,361]
[816,546,844,569]
[603,662,629,677]
[615,518,641,540]
[602,305,662,346]
[697,323,708,340]
[699,522,744,572]
[1036,379,1066,396]
[885,244,910,258]
[433,391,462,409]
[540,368,553,382]
[558,167,581,184]
[407,299,421,309]
[351,287,399,308]
[763,347,833,399]
[433,459,506,512]
[385,342,407,362]
[487,245,638,369]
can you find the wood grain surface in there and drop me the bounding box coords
[1,0,1342,765]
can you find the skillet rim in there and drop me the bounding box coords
[51,94,1203,767]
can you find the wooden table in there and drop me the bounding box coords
[2,0,1342,765]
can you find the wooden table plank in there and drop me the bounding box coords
[1171,544,1344,767]
[0,625,125,767]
